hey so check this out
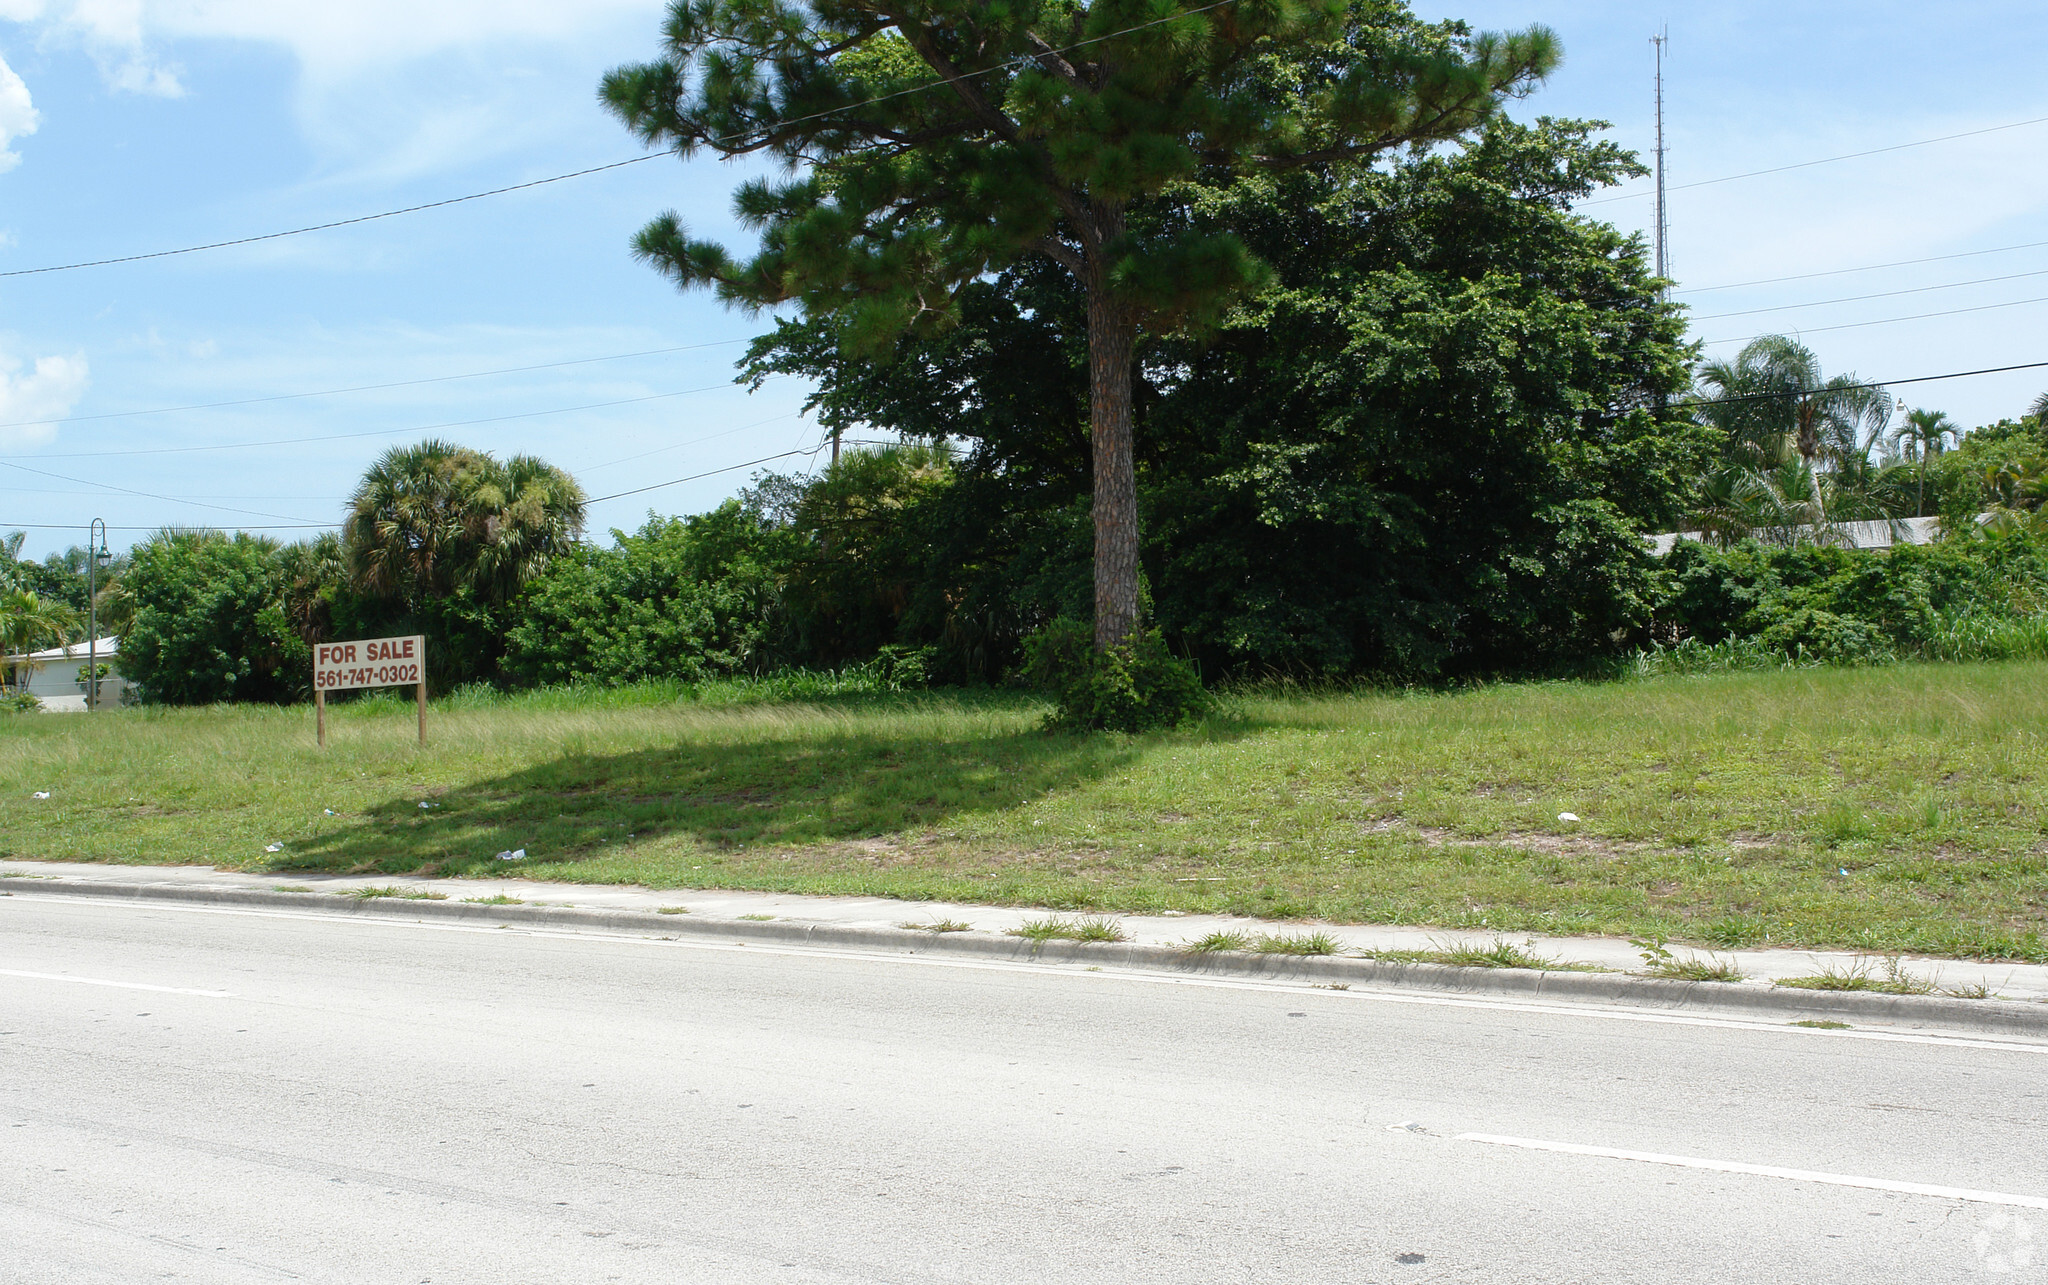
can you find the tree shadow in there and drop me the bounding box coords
[274,722,1180,877]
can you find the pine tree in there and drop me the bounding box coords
[604,0,1555,648]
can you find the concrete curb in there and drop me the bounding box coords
[9,874,2048,1039]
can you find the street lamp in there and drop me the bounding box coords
[87,518,108,711]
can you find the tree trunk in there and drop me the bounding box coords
[1086,279,1140,651]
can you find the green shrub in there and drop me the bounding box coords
[3,691,41,713]
[122,531,306,705]
[1023,618,1211,733]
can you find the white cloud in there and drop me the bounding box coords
[12,1,657,93]
[0,350,89,448]
[0,48,38,172]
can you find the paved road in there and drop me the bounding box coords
[3,894,2045,1284]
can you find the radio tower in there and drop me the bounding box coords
[1651,27,1671,296]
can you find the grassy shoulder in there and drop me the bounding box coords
[3,664,2045,961]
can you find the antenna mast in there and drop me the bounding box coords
[1651,27,1671,295]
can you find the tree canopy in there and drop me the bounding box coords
[745,115,1699,677]
[603,0,1557,649]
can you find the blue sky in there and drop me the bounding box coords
[1,1,2044,558]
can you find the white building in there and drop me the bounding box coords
[2,636,130,711]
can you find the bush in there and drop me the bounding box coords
[3,691,40,713]
[1023,618,1211,733]
[1651,530,2048,667]
[122,532,306,704]
[503,507,790,687]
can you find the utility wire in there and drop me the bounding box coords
[1,522,335,532]
[1677,238,2048,295]
[1674,359,2048,409]
[1703,294,2048,346]
[576,410,800,474]
[1583,112,2048,206]
[587,438,842,503]
[0,339,749,432]
[1689,265,2048,322]
[1,376,786,461]
[0,456,317,524]
[9,360,2044,529]
[0,0,1245,280]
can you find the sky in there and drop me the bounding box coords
[2,1,2045,559]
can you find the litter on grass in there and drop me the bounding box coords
[264,842,284,853]
[495,849,527,861]
[418,802,437,810]
[1557,812,1581,823]
[31,791,49,800]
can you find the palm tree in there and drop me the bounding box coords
[275,532,347,644]
[344,440,586,605]
[0,590,81,693]
[465,453,590,603]
[1691,336,1896,540]
[1892,406,1961,517]
[2028,391,2048,422]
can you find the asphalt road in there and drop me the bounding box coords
[3,894,2045,1284]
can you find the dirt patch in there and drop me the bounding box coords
[1358,817,1648,861]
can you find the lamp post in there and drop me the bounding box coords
[87,518,107,711]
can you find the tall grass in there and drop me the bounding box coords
[1925,612,2048,663]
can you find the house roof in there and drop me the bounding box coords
[4,635,120,665]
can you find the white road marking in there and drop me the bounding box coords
[1459,1133,2048,1210]
[0,967,230,998]
[6,893,2046,1055]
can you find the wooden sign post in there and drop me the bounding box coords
[311,635,428,748]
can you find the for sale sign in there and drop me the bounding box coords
[313,635,425,692]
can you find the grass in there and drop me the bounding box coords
[6,662,2048,961]
[900,918,972,933]
[1254,931,1340,956]
[1775,956,1937,995]
[461,893,525,905]
[1184,931,1255,954]
[347,885,447,901]
[1009,915,1128,943]
[1790,1019,1853,1029]
[1643,954,1748,983]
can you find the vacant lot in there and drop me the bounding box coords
[3,665,2045,959]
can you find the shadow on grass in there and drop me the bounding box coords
[272,722,1171,878]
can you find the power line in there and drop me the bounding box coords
[1703,294,2048,346]
[0,0,1246,280]
[587,440,841,504]
[1678,359,2048,408]
[1678,238,2048,295]
[1689,265,2048,322]
[576,410,801,474]
[1584,112,2048,206]
[0,339,749,432]
[0,456,318,524]
[0,155,665,279]
[1,376,786,461]
[0,521,332,532]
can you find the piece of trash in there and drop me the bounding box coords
[495,849,527,861]
[323,809,336,816]
[31,791,49,800]
[1557,812,1580,823]
[418,802,437,810]
[1839,867,1849,876]
[264,842,284,853]
[1386,1121,1428,1134]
